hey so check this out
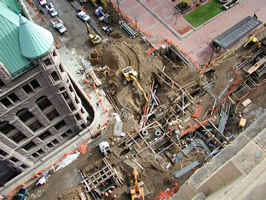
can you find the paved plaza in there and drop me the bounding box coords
[114,0,266,65]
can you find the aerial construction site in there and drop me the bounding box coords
[1,0,266,200]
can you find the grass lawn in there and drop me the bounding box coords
[184,0,223,27]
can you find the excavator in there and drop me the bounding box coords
[121,66,149,102]
[130,167,144,200]
[85,22,102,45]
[243,35,259,48]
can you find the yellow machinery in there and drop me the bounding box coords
[243,35,259,48]
[90,0,107,8]
[130,167,144,200]
[85,22,102,45]
[121,66,148,102]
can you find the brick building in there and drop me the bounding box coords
[0,2,92,186]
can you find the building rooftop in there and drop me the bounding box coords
[0,1,54,78]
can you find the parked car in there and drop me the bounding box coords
[46,2,55,12]
[77,10,91,22]
[51,18,67,35]
[13,188,28,200]
[49,9,58,17]
[39,0,47,6]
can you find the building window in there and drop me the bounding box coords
[52,50,57,57]
[61,133,68,138]
[21,164,28,169]
[0,149,8,156]
[75,96,79,104]
[75,113,81,121]
[59,64,64,72]
[10,157,19,163]
[17,109,34,123]
[0,121,15,135]
[67,129,73,134]
[0,97,12,108]
[28,120,43,132]
[22,84,34,94]
[59,87,65,92]
[44,58,52,66]
[30,80,41,89]
[0,79,5,88]
[39,130,52,140]
[69,85,73,92]
[8,93,19,103]
[68,102,75,111]
[51,71,60,82]
[36,96,52,110]
[37,149,44,154]
[54,120,66,130]
[32,153,39,158]
[62,91,69,100]
[10,131,27,143]
[46,109,60,121]
[47,143,53,148]
[23,141,37,151]
[52,139,59,145]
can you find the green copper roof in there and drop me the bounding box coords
[0,2,30,77]
[0,2,54,77]
[19,15,54,59]
[0,0,22,14]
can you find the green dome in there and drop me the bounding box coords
[19,15,54,59]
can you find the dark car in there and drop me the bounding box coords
[13,188,28,200]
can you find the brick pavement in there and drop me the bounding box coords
[113,0,266,66]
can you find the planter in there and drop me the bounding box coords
[175,2,192,14]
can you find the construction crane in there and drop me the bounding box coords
[130,167,144,200]
[121,66,148,102]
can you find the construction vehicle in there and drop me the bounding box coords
[121,66,148,102]
[130,167,144,200]
[243,35,259,48]
[99,141,111,156]
[85,22,102,45]
[99,65,110,76]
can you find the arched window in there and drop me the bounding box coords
[16,109,33,122]
[36,96,52,111]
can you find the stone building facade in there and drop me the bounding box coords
[0,5,91,186]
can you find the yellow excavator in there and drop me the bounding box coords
[243,35,259,48]
[121,66,148,102]
[85,22,102,45]
[130,167,144,200]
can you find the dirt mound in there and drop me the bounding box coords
[101,46,127,71]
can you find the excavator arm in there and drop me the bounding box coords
[130,75,149,102]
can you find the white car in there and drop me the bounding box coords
[77,10,91,22]
[46,2,55,12]
[51,19,67,35]
[39,0,47,6]
[49,9,58,17]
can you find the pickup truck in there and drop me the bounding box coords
[51,18,67,35]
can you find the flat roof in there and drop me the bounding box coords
[212,16,262,49]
